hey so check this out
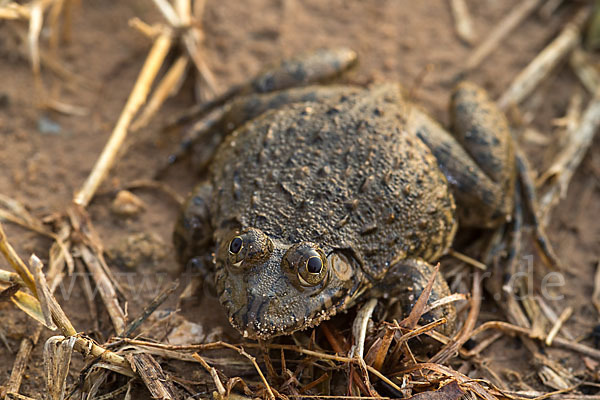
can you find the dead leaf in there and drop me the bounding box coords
[406,381,465,400]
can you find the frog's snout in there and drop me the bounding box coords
[230,264,305,339]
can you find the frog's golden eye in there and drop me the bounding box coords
[229,236,243,255]
[298,250,327,286]
[283,243,328,287]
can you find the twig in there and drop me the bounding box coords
[127,353,178,399]
[401,263,439,330]
[471,321,600,360]
[47,0,65,52]
[536,297,575,340]
[447,249,487,270]
[538,93,600,214]
[0,269,26,287]
[122,179,185,206]
[394,319,449,346]
[539,0,566,19]
[299,372,329,394]
[233,347,275,400]
[0,223,132,372]
[128,17,162,38]
[121,280,179,337]
[430,270,482,364]
[28,0,44,80]
[75,260,99,332]
[0,194,53,237]
[498,7,590,110]
[424,293,467,314]
[151,0,181,27]
[0,326,12,352]
[0,2,31,19]
[4,327,42,397]
[465,0,545,71]
[593,262,600,316]
[44,335,76,400]
[569,47,600,94]
[78,245,126,335]
[0,222,38,296]
[5,219,72,397]
[449,0,476,45]
[5,393,38,400]
[545,307,573,346]
[131,55,189,131]
[462,331,504,357]
[192,353,226,397]
[73,31,173,207]
[30,255,58,330]
[351,298,378,359]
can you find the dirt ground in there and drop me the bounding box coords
[0,0,599,398]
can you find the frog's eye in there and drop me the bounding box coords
[283,243,328,287]
[226,228,273,269]
[229,236,243,254]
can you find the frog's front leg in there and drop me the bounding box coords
[174,181,214,273]
[373,259,456,337]
[409,82,515,228]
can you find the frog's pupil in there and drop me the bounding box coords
[230,237,243,254]
[307,256,322,274]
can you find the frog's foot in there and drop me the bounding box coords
[158,48,358,175]
[178,253,217,304]
[515,151,561,269]
[173,181,214,266]
[374,259,457,338]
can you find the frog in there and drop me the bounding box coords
[173,48,516,340]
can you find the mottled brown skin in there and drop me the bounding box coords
[174,51,515,340]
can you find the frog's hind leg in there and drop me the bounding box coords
[450,81,516,218]
[160,48,358,175]
[165,47,358,130]
[166,85,362,174]
[410,82,515,228]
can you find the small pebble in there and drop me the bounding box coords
[37,115,61,135]
[111,190,145,217]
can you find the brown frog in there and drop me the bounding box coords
[174,48,515,340]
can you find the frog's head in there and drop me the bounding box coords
[214,227,364,339]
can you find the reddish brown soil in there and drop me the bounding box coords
[0,0,598,398]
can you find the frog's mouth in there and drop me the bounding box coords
[215,251,365,339]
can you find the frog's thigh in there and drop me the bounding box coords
[409,107,510,228]
[173,181,214,266]
[221,85,361,129]
[382,259,456,336]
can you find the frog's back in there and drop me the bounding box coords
[210,84,457,279]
